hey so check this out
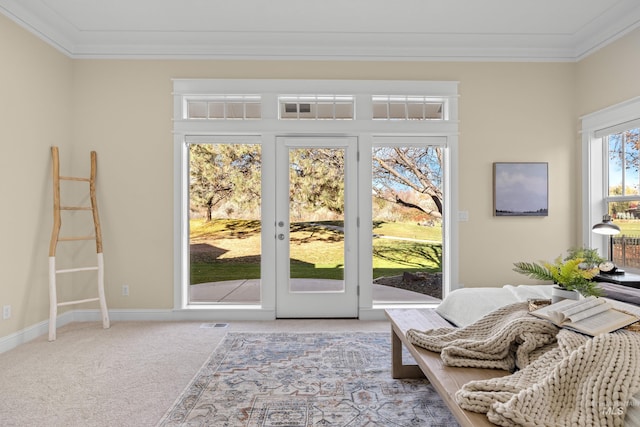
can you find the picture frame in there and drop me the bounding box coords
[493,162,548,217]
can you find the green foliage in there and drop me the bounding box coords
[189,144,262,220]
[564,246,605,268]
[289,148,345,216]
[512,261,555,282]
[513,254,603,297]
[190,144,445,225]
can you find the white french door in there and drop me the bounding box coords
[275,136,358,317]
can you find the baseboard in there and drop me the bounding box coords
[77,308,278,322]
[0,311,76,354]
[1,306,403,354]
[0,307,277,354]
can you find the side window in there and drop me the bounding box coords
[604,127,640,270]
[583,98,640,272]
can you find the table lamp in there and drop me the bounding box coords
[592,214,622,273]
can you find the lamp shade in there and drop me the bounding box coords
[592,215,621,235]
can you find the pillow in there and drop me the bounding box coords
[436,285,553,327]
[503,284,553,301]
[436,287,518,327]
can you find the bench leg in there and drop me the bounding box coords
[391,326,426,379]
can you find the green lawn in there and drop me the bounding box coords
[618,220,640,236]
[189,219,442,284]
[373,221,442,241]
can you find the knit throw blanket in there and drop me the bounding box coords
[407,302,640,426]
[407,302,559,371]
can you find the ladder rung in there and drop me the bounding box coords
[60,176,90,182]
[61,206,93,211]
[58,235,95,242]
[57,297,100,307]
[56,266,99,274]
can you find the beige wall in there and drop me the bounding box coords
[3,14,639,339]
[71,60,576,302]
[576,28,640,116]
[0,15,73,338]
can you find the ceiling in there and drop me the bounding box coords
[2,0,640,61]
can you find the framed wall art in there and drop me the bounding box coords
[493,162,548,217]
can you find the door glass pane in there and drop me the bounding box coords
[188,143,261,304]
[371,145,443,303]
[289,148,345,293]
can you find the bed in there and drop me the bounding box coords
[385,283,640,427]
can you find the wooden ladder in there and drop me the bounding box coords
[48,146,110,341]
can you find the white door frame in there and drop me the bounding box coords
[173,79,459,320]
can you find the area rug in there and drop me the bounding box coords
[158,332,459,426]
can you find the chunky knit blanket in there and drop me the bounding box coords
[407,301,640,426]
[459,329,640,426]
[407,302,559,371]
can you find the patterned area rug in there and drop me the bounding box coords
[158,332,459,426]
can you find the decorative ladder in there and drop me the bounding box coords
[48,146,110,341]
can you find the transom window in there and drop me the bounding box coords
[372,96,446,120]
[186,95,261,120]
[182,92,453,122]
[278,95,354,120]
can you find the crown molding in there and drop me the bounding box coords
[67,40,580,62]
[0,2,74,56]
[574,2,640,60]
[1,0,639,62]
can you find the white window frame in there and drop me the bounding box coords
[581,96,640,257]
[173,79,459,320]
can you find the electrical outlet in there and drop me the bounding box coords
[122,285,129,296]
[3,305,11,320]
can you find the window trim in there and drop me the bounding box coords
[581,96,640,256]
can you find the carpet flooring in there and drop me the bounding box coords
[158,332,459,427]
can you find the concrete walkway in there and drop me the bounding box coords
[190,278,440,304]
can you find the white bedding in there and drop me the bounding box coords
[436,284,553,327]
[435,284,640,425]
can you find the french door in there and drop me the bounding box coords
[275,136,358,317]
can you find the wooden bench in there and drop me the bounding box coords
[385,308,508,427]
